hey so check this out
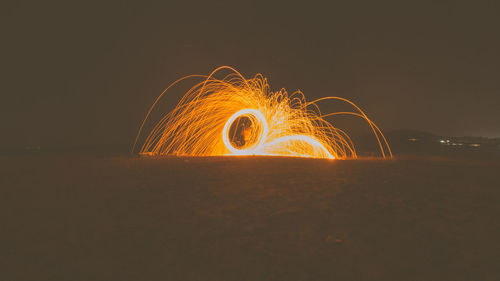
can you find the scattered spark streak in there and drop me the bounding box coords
[133,66,392,159]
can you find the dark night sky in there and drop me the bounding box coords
[2,0,499,148]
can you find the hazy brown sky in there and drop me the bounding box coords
[2,0,499,148]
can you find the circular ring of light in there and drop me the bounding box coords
[222,109,269,155]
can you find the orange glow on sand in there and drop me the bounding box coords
[133,66,391,159]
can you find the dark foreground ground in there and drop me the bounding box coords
[1,154,499,281]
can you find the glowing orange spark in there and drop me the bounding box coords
[133,66,391,159]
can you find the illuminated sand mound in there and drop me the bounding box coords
[134,66,391,159]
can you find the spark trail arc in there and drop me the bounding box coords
[133,66,391,159]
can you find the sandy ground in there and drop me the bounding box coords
[1,155,499,281]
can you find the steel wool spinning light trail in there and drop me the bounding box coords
[133,66,391,159]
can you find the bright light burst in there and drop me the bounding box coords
[133,66,391,159]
